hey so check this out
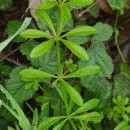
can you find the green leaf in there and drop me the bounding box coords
[118,62,130,77]
[0,0,13,10]
[121,98,129,106]
[5,67,35,103]
[36,10,56,35]
[20,43,59,74]
[64,66,100,78]
[62,5,72,20]
[32,81,39,91]
[0,62,13,77]
[32,109,38,127]
[7,20,25,42]
[113,73,130,97]
[67,35,89,45]
[92,22,113,42]
[70,0,94,6]
[114,121,128,130]
[24,82,34,89]
[8,126,15,130]
[38,117,65,130]
[20,68,57,81]
[125,106,130,113]
[61,39,88,60]
[53,119,67,130]
[107,0,127,10]
[0,17,31,52]
[78,42,114,84]
[72,112,101,121]
[39,1,57,10]
[62,26,97,37]
[122,126,130,130]
[89,4,100,18]
[71,99,99,115]
[20,40,37,60]
[122,113,129,121]
[0,100,2,108]
[81,77,112,109]
[20,29,53,38]
[59,8,67,34]
[60,80,83,106]
[30,40,55,58]
[0,84,31,130]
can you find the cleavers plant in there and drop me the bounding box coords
[0,0,102,130]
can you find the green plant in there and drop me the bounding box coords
[107,0,129,63]
[106,95,130,130]
[111,96,130,121]
[1,0,130,129]
[0,0,102,129]
[0,0,13,10]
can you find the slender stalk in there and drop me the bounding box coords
[61,81,69,115]
[69,119,78,130]
[56,41,62,76]
[56,6,62,76]
[56,5,70,119]
[114,11,126,63]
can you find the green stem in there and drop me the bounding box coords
[114,11,126,63]
[56,41,62,76]
[61,81,69,115]
[56,6,62,76]
[56,5,72,128]
[69,119,78,130]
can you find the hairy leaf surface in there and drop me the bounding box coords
[5,67,35,103]
[92,22,113,42]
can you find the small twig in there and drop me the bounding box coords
[3,57,24,67]
[0,47,20,62]
[79,1,98,17]
[21,0,36,19]
[114,11,126,63]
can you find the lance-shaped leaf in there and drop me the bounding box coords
[64,66,100,78]
[114,121,129,130]
[20,29,53,38]
[70,0,94,6]
[0,84,31,130]
[36,10,56,35]
[61,26,97,37]
[20,68,57,82]
[60,80,83,106]
[61,39,88,60]
[38,116,65,130]
[0,17,31,52]
[62,5,72,20]
[71,99,99,116]
[39,1,57,10]
[72,112,101,121]
[59,8,67,34]
[30,40,55,58]
[53,119,67,130]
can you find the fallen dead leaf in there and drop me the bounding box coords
[29,0,43,21]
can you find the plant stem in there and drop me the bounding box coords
[56,41,62,76]
[61,81,69,115]
[114,11,126,63]
[56,5,70,118]
[56,6,62,76]
[69,119,78,130]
